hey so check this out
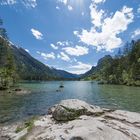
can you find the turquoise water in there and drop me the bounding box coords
[0,81,140,124]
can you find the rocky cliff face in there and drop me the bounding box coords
[0,99,140,140]
[81,55,113,79]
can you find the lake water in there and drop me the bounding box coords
[0,81,140,124]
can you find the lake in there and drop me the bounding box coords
[0,81,140,124]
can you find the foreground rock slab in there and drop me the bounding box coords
[0,99,140,140]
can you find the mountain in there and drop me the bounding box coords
[9,39,79,80]
[82,55,113,78]
[0,36,79,89]
[51,68,80,79]
[82,40,140,86]
[11,45,56,80]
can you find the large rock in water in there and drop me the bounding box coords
[0,99,140,140]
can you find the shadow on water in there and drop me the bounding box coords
[0,81,140,125]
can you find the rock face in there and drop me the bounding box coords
[49,99,104,121]
[0,99,140,140]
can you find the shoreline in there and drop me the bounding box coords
[0,99,140,140]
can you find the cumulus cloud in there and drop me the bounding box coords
[57,41,71,46]
[68,5,73,11]
[57,0,73,11]
[73,31,79,36]
[50,41,71,50]
[56,6,60,10]
[68,61,92,74]
[31,28,43,40]
[62,45,89,56]
[58,0,67,5]
[131,28,140,38]
[21,0,37,8]
[50,43,58,50]
[0,0,16,5]
[0,0,37,8]
[57,52,70,62]
[92,0,106,4]
[90,3,105,27]
[37,51,55,60]
[75,3,134,51]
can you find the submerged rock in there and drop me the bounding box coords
[0,99,140,140]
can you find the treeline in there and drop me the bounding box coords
[0,34,17,89]
[0,18,78,90]
[85,40,140,86]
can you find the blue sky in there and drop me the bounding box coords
[0,0,140,74]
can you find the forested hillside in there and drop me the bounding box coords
[11,45,58,81]
[0,38,16,89]
[83,40,140,86]
[0,18,79,89]
[0,19,17,89]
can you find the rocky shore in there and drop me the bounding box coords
[0,99,140,140]
[0,88,31,96]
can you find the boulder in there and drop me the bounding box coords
[50,99,104,121]
[0,99,140,140]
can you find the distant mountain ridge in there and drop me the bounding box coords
[51,68,80,79]
[0,36,79,82]
[11,42,80,80]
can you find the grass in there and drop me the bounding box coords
[15,126,25,133]
[15,116,37,133]
[15,116,38,140]
[19,135,27,140]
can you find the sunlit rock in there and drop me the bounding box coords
[0,99,140,140]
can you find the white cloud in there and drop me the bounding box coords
[58,0,67,5]
[0,0,37,8]
[25,49,30,53]
[31,28,43,40]
[57,0,73,11]
[90,3,105,27]
[75,5,134,51]
[0,0,16,5]
[57,41,70,46]
[37,51,55,60]
[68,61,92,74]
[56,6,60,10]
[92,0,106,4]
[57,41,64,46]
[21,0,37,8]
[131,28,140,38]
[50,43,58,50]
[50,41,71,50]
[73,31,79,36]
[62,45,89,56]
[57,52,70,62]
[68,5,73,11]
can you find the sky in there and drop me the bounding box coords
[0,0,140,74]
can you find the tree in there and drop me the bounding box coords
[0,19,17,89]
[0,18,8,39]
[116,48,122,58]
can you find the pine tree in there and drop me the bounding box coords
[0,18,8,39]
